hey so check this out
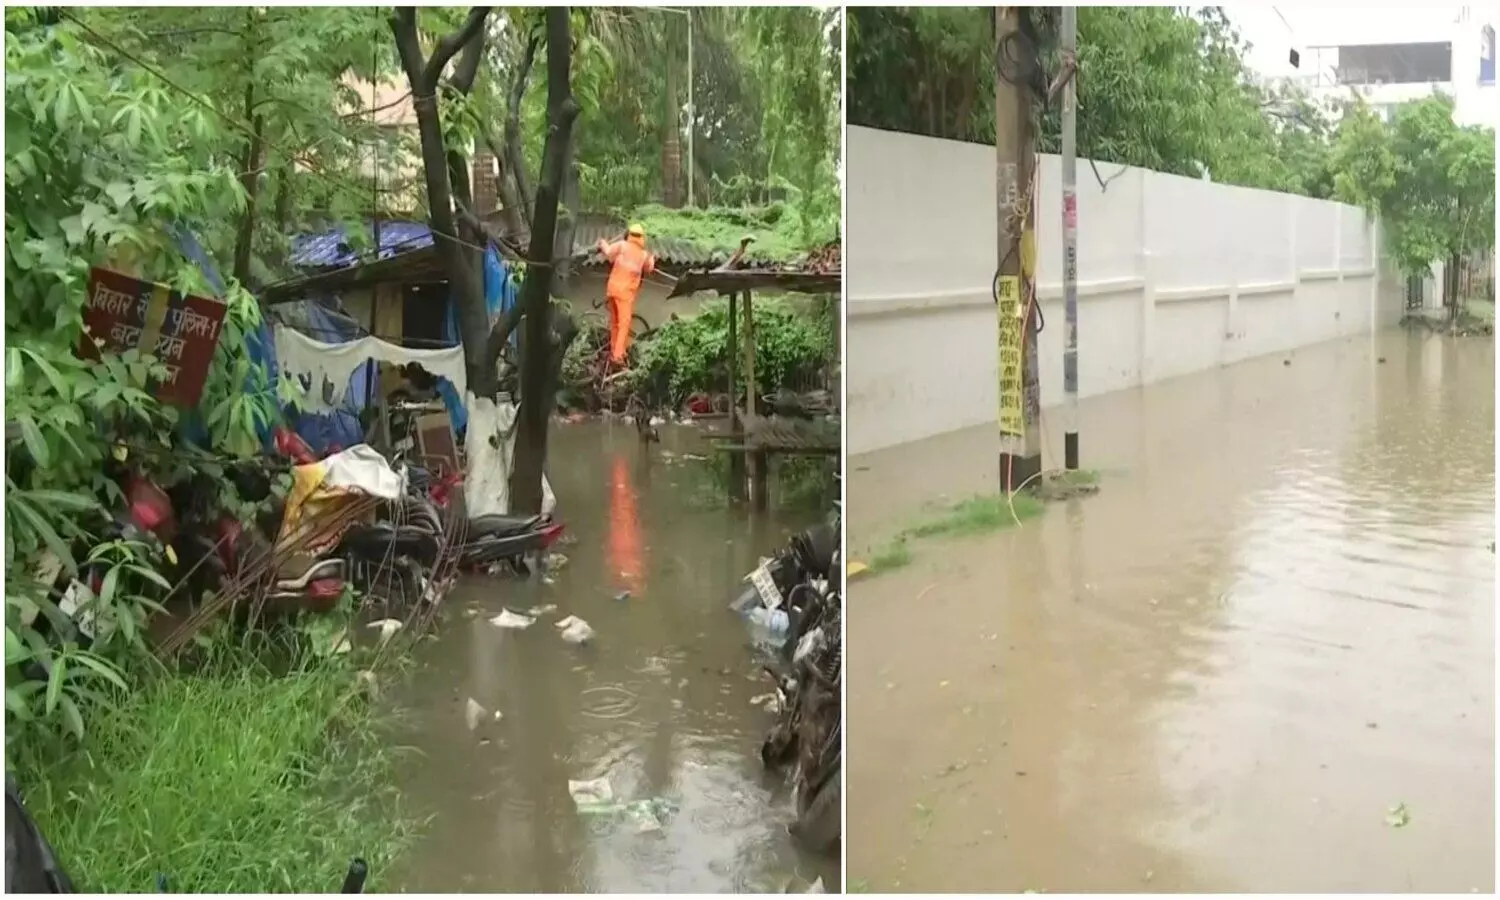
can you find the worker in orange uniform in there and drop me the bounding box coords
[597,223,657,366]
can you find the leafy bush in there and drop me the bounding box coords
[4,17,276,749]
[631,297,834,408]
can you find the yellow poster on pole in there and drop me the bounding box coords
[996,275,1024,438]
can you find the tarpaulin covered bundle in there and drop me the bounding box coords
[277,444,405,554]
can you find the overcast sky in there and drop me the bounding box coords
[1228,5,1475,78]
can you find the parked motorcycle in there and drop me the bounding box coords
[458,512,566,573]
[737,499,842,854]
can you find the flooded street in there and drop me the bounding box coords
[847,332,1495,892]
[388,421,837,893]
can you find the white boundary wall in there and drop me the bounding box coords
[846,125,1408,455]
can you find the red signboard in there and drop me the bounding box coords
[77,267,229,408]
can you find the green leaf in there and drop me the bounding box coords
[19,349,72,401]
[44,654,67,715]
[98,565,119,608]
[71,651,128,692]
[16,413,50,468]
[5,627,31,667]
[105,181,133,209]
[58,694,85,739]
[127,564,172,591]
[53,81,73,130]
[9,494,78,574]
[27,490,97,513]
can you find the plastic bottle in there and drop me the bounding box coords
[747,606,790,634]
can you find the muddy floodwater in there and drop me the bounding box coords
[387,421,836,893]
[847,332,1494,893]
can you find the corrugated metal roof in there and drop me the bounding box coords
[289,221,434,269]
[570,217,717,267]
[289,212,782,274]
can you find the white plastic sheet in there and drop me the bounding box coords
[274,325,467,412]
[464,392,556,517]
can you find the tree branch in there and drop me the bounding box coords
[508,6,581,513]
[448,19,487,94]
[424,7,492,89]
[338,90,413,121]
[505,30,540,226]
[390,9,426,90]
[477,122,527,239]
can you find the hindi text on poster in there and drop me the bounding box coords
[995,275,1025,438]
[78,267,228,408]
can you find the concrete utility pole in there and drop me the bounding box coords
[1060,6,1080,470]
[994,6,1043,491]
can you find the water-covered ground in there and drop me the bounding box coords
[387,421,838,893]
[847,332,1494,892]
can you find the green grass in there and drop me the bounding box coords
[905,493,1045,539]
[1051,468,1101,487]
[868,538,913,573]
[631,202,816,262]
[14,649,412,893]
[858,491,1048,579]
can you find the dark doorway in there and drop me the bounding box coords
[404,282,452,346]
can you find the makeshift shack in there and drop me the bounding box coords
[671,241,842,510]
[261,221,554,515]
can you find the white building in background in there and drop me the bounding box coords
[1288,6,1496,127]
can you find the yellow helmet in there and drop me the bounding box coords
[627,223,646,237]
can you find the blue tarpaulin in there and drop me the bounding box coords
[437,245,518,435]
[169,225,286,449]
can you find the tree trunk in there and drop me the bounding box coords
[508,7,580,514]
[272,162,293,232]
[661,20,682,208]
[486,131,527,239]
[232,108,265,288]
[1447,251,1462,321]
[550,156,579,296]
[390,7,492,390]
[231,9,264,288]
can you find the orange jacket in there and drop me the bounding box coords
[599,235,656,301]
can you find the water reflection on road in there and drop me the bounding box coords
[848,332,1494,893]
[389,421,836,893]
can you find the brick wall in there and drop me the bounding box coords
[471,149,498,215]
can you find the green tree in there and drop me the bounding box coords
[70,7,403,287]
[849,6,1309,192]
[5,9,278,745]
[1333,94,1496,289]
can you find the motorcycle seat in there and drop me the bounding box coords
[468,513,544,539]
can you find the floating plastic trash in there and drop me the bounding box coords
[489,609,536,629]
[556,615,596,645]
